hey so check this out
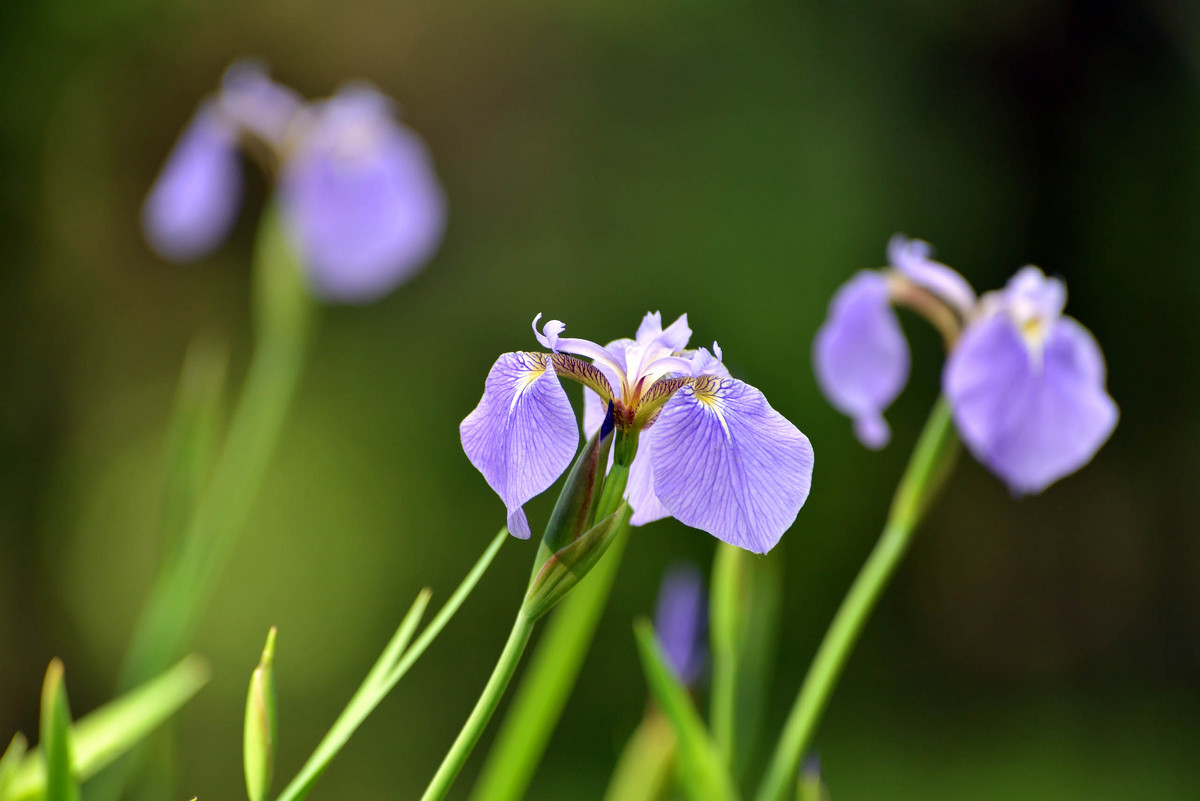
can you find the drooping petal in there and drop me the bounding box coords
[650,376,814,553]
[812,271,910,449]
[460,352,580,538]
[654,564,707,686]
[944,314,1118,494]
[218,60,303,148]
[142,103,243,262]
[887,234,976,316]
[280,85,446,303]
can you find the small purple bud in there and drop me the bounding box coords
[143,102,243,262]
[279,85,447,303]
[653,564,707,686]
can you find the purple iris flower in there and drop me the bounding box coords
[813,236,1118,494]
[143,61,445,304]
[460,312,815,553]
[279,86,447,303]
[653,564,707,686]
[944,267,1118,494]
[142,102,244,262]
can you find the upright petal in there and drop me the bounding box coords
[944,314,1118,494]
[460,352,580,538]
[887,235,976,316]
[218,60,303,148]
[142,103,243,262]
[280,85,446,303]
[813,271,910,449]
[626,312,692,384]
[650,376,814,553]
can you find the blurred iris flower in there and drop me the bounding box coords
[653,563,707,686]
[461,312,815,553]
[814,235,1118,494]
[143,60,446,303]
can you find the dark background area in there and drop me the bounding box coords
[3,0,1199,798]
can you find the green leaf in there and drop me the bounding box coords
[39,661,78,801]
[601,712,675,801]
[632,620,739,801]
[0,734,29,801]
[159,336,227,561]
[276,590,429,801]
[244,628,278,801]
[8,657,209,801]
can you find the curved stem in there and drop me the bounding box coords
[420,611,536,801]
[755,398,958,801]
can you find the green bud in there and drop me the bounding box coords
[244,628,278,801]
[532,401,616,579]
[523,503,632,620]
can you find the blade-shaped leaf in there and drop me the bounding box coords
[39,661,78,801]
[0,734,29,801]
[632,620,738,801]
[8,657,209,801]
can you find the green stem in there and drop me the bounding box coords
[420,611,536,801]
[709,542,742,764]
[468,460,633,801]
[754,398,958,801]
[119,204,312,690]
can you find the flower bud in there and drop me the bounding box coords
[523,503,631,621]
[532,400,615,575]
[244,627,278,801]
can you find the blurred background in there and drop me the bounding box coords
[2,0,1199,798]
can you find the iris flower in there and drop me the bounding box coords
[461,312,815,554]
[813,235,1118,494]
[143,60,446,303]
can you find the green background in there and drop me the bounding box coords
[3,0,1199,798]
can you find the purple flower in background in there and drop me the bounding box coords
[142,102,243,262]
[653,564,707,686]
[813,236,1118,494]
[460,312,815,552]
[279,86,446,302]
[944,267,1118,494]
[143,60,446,304]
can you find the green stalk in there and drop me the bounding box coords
[468,456,634,801]
[119,203,313,689]
[419,612,536,801]
[754,398,958,801]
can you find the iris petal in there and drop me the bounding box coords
[142,103,243,262]
[887,235,976,315]
[813,271,910,449]
[650,376,814,553]
[460,352,580,537]
[280,86,446,303]
[944,314,1118,494]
